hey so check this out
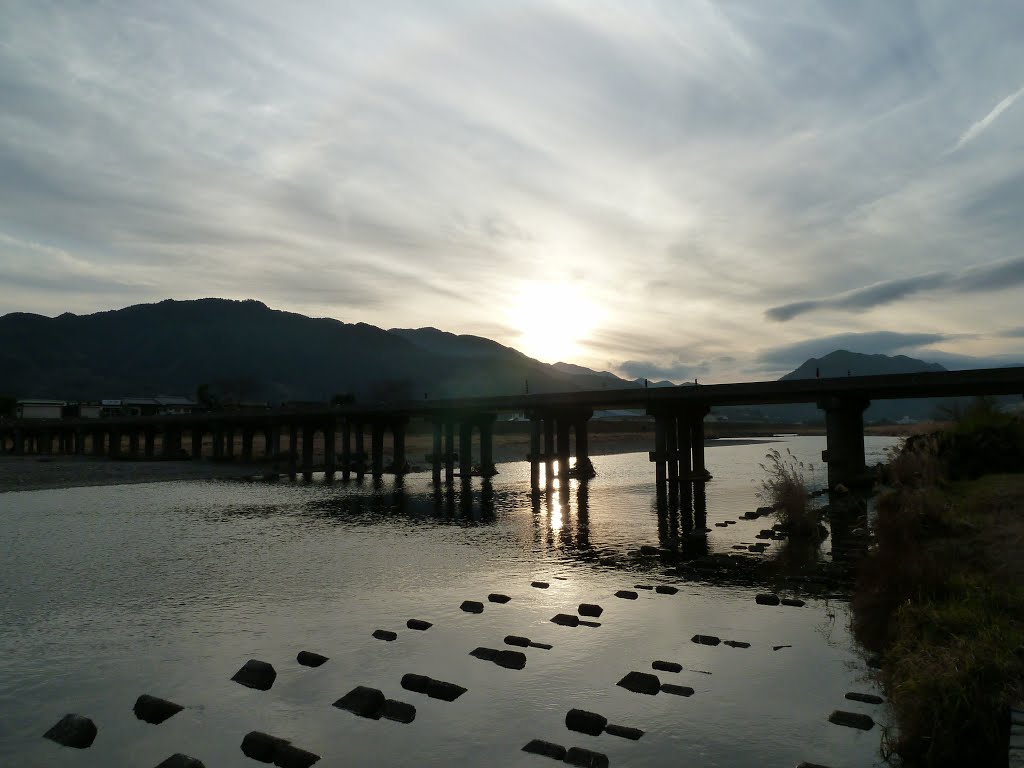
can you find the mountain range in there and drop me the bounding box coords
[0,298,990,422]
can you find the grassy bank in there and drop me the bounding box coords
[853,415,1024,766]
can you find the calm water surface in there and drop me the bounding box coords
[0,436,896,767]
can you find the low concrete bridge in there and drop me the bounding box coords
[2,366,1022,489]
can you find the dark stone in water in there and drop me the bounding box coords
[531,581,550,589]
[530,641,553,650]
[748,544,768,552]
[756,506,774,516]
[652,660,682,673]
[639,545,660,555]
[274,743,321,768]
[845,692,884,705]
[578,603,603,617]
[615,590,639,600]
[460,600,484,614]
[551,613,580,627]
[565,708,607,736]
[406,619,432,631]
[494,650,527,670]
[731,545,748,550]
[426,679,467,701]
[400,673,431,694]
[231,659,277,691]
[781,598,806,607]
[661,683,695,696]
[505,635,530,647]
[579,620,601,628]
[487,593,512,603]
[470,647,499,661]
[155,755,206,768]
[691,634,721,646]
[604,723,644,740]
[333,686,386,719]
[755,593,781,606]
[522,740,566,760]
[43,713,97,749]
[715,522,728,527]
[655,585,679,595]
[565,746,610,768]
[617,671,661,695]
[372,629,397,641]
[240,731,291,762]
[296,651,329,667]
[796,763,833,768]
[635,584,654,590]
[381,699,416,724]
[756,530,774,539]
[725,520,736,525]
[133,694,184,724]
[724,640,751,649]
[828,710,875,730]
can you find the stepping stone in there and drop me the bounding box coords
[381,700,416,724]
[488,593,512,604]
[578,603,603,617]
[579,620,601,628]
[715,522,728,527]
[604,723,644,740]
[231,659,277,691]
[828,710,875,730]
[274,744,321,767]
[748,544,768,552]
[296,651,329,667]
[470,647,499,661]
[615,590,638,600]
[796,764,833,768]
[724,640,751,649]
[426,679,468,702]
[133,694,184,724]
[617,671,661,695]
[530,641,553,650]
[655,585,679,595]
[845,692,884,705]
[565,746,609,767]
[755,593,781,606]
[725,520,736,525]
[372,629,397,641]
[155,755,206,768]
[43,713,97,749]
[661,683,695,697]
[551,613,580,627]
[652,660,682,673]
[756,530,774,539]
[400,674,431,694]
[691,634,721,646]
[732,545,748,550]
[781,598,806,607]
[639,545,660,555]
[505,635,530,647]
[240,731,291,762]
[407,619,432,631]
[635,584,654,590]
[565,708,608,736]
[334,686,386,719]
[460,600,484,614]
[522,740,566,760]
[494,650,527,670]
[773,645,792,651]
[531,581,550,589]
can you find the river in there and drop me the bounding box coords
[0,435,895,767]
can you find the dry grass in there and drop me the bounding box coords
[757,448,820,537]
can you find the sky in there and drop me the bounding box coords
[2,1,1023,382]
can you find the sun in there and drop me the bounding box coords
[505,281,602,364]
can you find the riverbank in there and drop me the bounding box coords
[852,422,1024,766]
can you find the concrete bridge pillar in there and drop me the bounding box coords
[302,422,315,481]
[143,427,155,458]
[818,396,870,489]
[241,428,254,462]
[371,420,386,478]
[391,418,407,476]
[458,422,473,478]
[341,420,352,481]
[354,422,365,480]
[324,421,336,479]
[529,416,542,490]
[108,428,121,458]
[444,421,455,484]
[266,425,280,458]
[75,428,84,455]
[224,427,235,459]
[556,416,572,479]
[676,414,692,479]
[288,423,298,480]
[191,428,203,460]
[574,414,595,479]
[477,413,496,478]
[652,413,668,485]
[163,428,181,458]
[13,428,25,455]
[431,419,443,485]
[665,415,679,486]
[93,430,106,457]
[543,416,555,488]
[689,408,710,480]
[128,430,140,456]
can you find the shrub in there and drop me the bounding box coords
[757,448,819,537]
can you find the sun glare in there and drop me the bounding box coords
[506,281,602,364]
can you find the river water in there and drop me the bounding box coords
[0,436,896,767]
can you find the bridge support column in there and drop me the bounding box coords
[652,413,668,485]
[431,420,443,485]
[288,423,298,479]
[371,421,385,478]
[354,422,365,480]
[392,418,407,476]
[459,422,473,478]
[128,431,140,456]
[13,428,25,455]
[93,430,106,457]
[819,396,870,489]
[529,416,542,490]
[108,429,121,458]
[75,428,84,455]
[324,421,336,479]
[543,416,555,488]
[241,428,254,462]
[191,428,203,460]
[341,421,351,481]
[267,425,280,458]
[163,428,181,458]
[574,414,595,479]
[302,423,315,481]
[444,421,455,484]
[224,427,235,459]
[478,414,496,477]
[689,408,710,481]
[142,428,154,458]
[665,416,679,486]
[556,416,571,479]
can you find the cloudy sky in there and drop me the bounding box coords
[2,1,1023,381]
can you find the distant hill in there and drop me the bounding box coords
[0,299,615,402]
[781,350,946,380]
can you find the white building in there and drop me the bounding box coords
[15,399,65,419]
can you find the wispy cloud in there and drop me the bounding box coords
[949,84,1024,153]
